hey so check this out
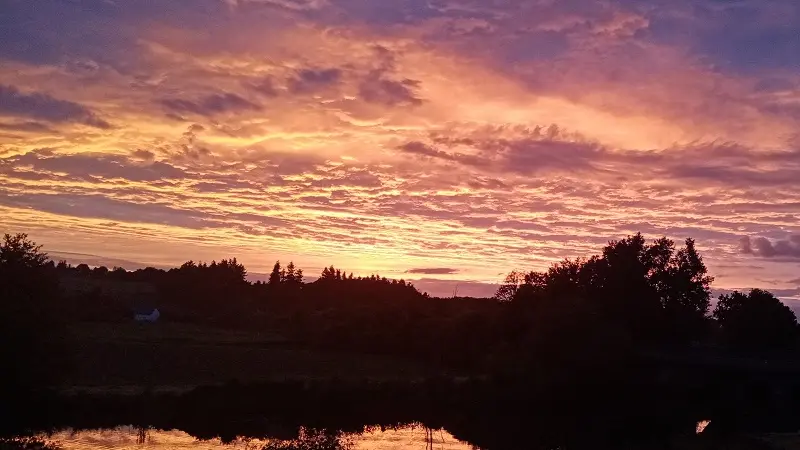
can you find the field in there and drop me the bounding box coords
[62,322,438,393]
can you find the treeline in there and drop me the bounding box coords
[3,232,800,387]
[53,256,428,324]
[491,235,800,375]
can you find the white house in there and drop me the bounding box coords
[133,307,160,323]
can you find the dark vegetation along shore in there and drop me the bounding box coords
[3,232,800,449]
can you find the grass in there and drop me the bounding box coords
[68,322,288,346]
[62,322,438,392]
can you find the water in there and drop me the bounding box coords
[40,425,475,450]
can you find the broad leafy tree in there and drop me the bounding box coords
[509,234,713,344]
[494,270,525,302]
[0,234,64,401]
[713,289,798,354]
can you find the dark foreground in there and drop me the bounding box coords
[6,370,800,450]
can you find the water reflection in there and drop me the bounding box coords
[43,425,475,450]
[135,428,149,445]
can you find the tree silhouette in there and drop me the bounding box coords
[509,234,713,344]
[713,289,799,354]
[0,233,49,268]
[284,261,297,283]
[0,234,64,400]
[76,263,91,276]
[495,270,525,302]
[269,261,282,285]
[320,266,340,281]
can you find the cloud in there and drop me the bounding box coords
[0,192,211,229]
[740,235,800,259]
[0,85,110,128]
[247,77,279,97]
[226,0,329,11]
[288,68,342,94]
[400,130,800,188]
[398,141,487,167]
[647,0,800,73]
[308,168,383,188]
[0,121,56,133]
[0,151,185,183]
[406,267,460,275]
[132,149,156,161]
[359,74,422,106]
[161,93,260,117]
[740,236,753,254]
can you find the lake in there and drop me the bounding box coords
[31,421,798,450]
[40,425,475,450]
[10,376,799,450]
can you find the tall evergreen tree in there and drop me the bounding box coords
[268,261,282,285]
[285,261,296,283]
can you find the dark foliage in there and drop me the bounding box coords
[0,234,66,405]
[501,234,714,346]
[714,289,799,354]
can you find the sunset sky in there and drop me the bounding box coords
[1,0,799,299]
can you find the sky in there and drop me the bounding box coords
[0,0,799,300]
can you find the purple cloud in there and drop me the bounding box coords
[1,151,185,183]
[740,235,800,259]
[288,68,342,94]
[359,74,422,106]
[247,77,279,97]
[0,121,56,133]
[161,93,260,117]
[0,85,110,128]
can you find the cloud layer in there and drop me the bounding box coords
[1,0,800,297]
[741,236,800,260]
